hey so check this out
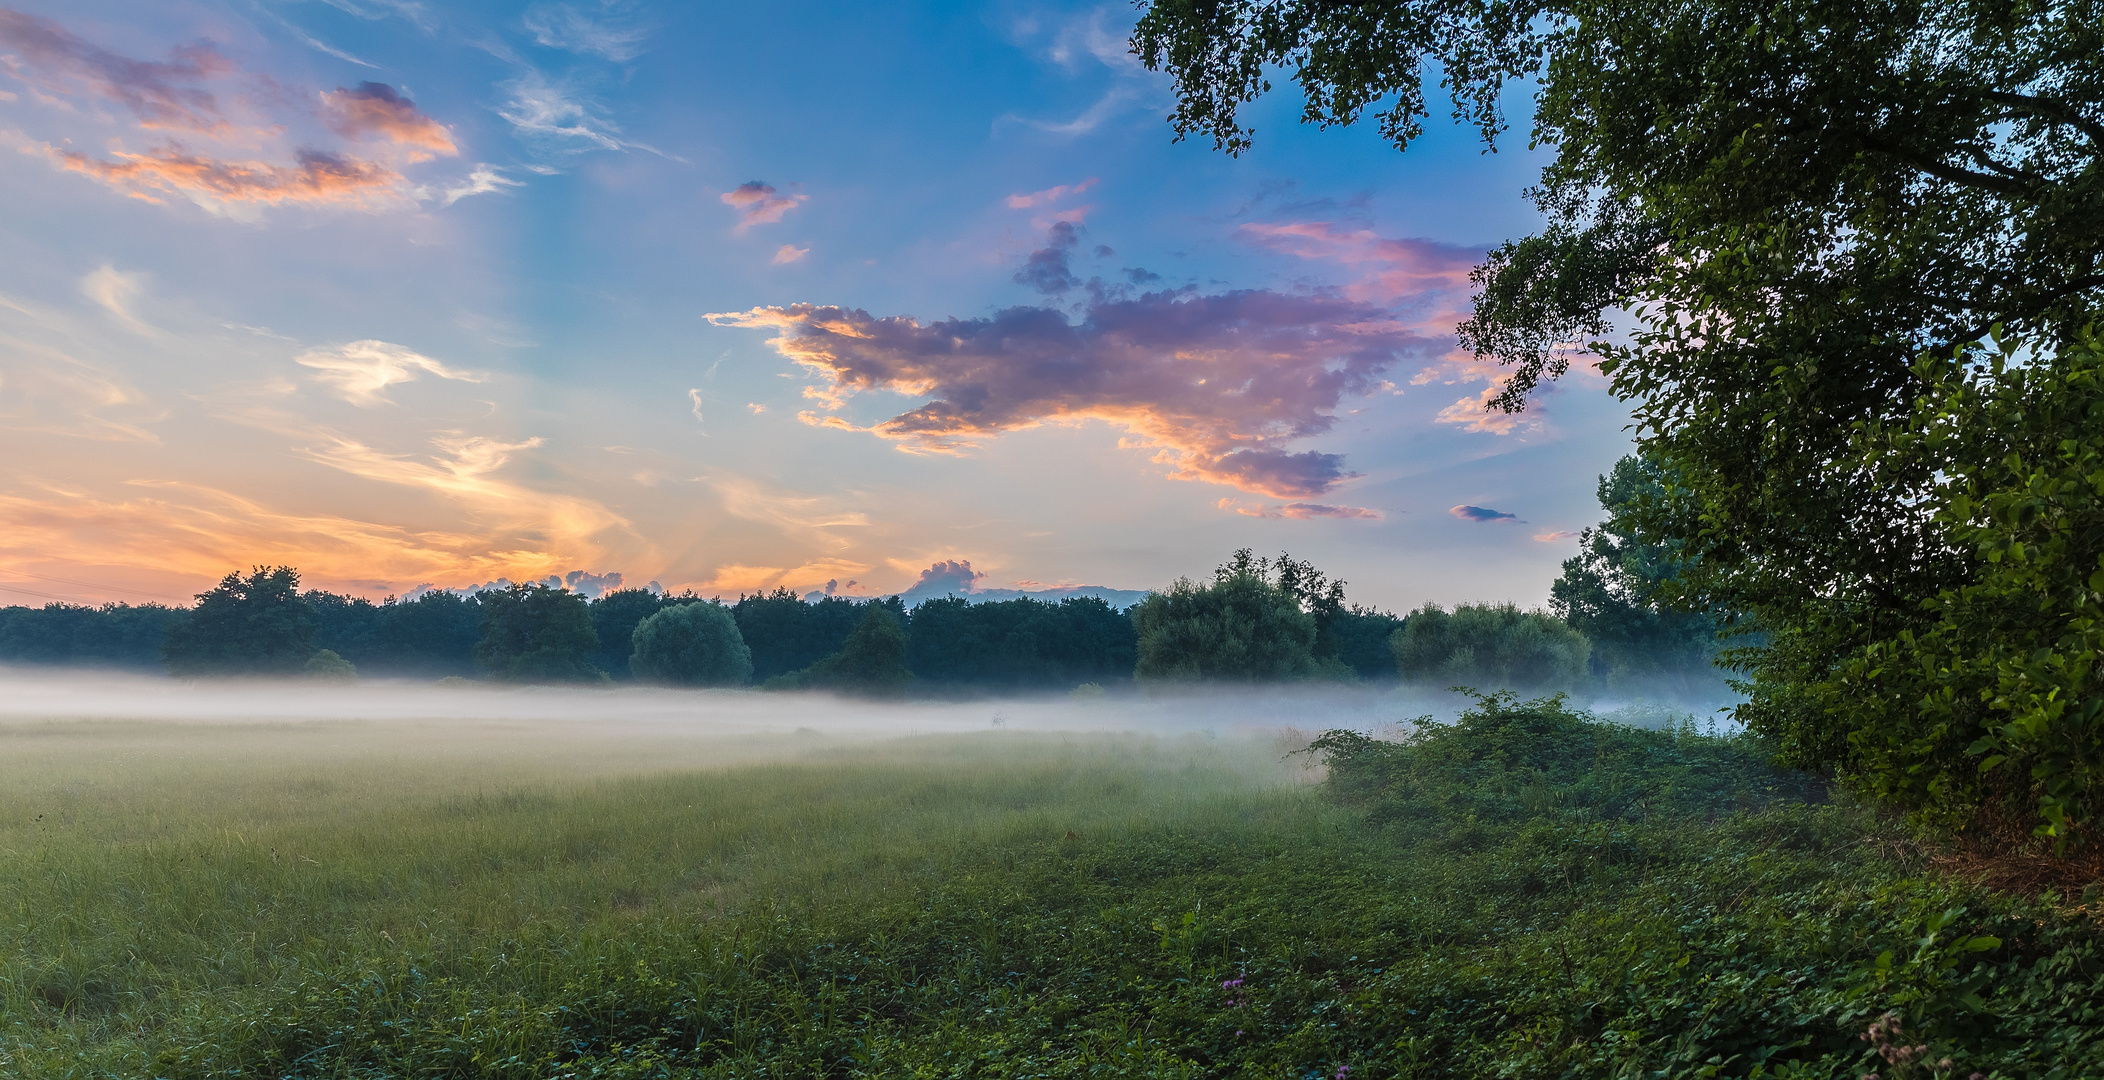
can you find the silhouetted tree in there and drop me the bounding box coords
[1549,455,1721,687]
[630,601,752,687]
[474,584,603,683]
[732,589,868,681]
[162,567,318,677]
[906,595,1137,691]
[0,603,182,668]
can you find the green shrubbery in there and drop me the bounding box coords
[1389,602,1593,691]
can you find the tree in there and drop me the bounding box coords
[473,584,603,683]
[372,591,483,678]
[905,595,1138,691]
[1549,455,1721,687]
[1391,603,1592,691]
[629,602,753,687]
[772,602,913,697]
[1135,0,2104,835]
[162,566,318,677]
[1132,555,1320,681]
[590,588,674,678]
[732,589,868,682]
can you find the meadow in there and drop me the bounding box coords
[0,680,2099,1078]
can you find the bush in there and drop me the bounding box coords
[301,649,357,681]
[628,602,752,687]
[1389,601,1591,690]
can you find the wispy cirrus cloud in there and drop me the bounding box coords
[321,82,456,153]
[709,272,1440,499]
[295,340,485,406]
[720,181,806,229]
[523,1,649,62]
[1007,177,1096,209]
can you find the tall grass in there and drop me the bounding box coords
[0,702,2098,1078]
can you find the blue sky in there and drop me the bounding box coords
[0,0,1636,611]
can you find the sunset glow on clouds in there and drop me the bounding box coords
[0,0,1627,609]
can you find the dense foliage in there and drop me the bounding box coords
[1132,571,1317,681]
[0,602,180,668]
[1390,602,1592,690]
[1134,0,2104,837]
[730,589,870,682]
[473,584,604,683]
[905,594,1138,691]
[628,602,753,687]
[768,602,914,696]
[160,567,318,677]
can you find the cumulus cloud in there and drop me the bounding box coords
[522,2,649,62]
[0,10,235,132]
[708,282,1437,499]
[295,340,485,405]
[321,82,456,153]
[772,244,809,264]
[50,144,407,210]
[909,559,984,597]
[721,181,806,229]
[1013,220,1082,294]
[1450,505,1518,523]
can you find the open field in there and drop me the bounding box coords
[0,677,2098,1078]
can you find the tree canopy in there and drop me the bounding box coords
[473,585,603,683]
[1136,0,2104,838]
[1132,553,1322,681]
[629,602,753,687]
[161,566,318,677]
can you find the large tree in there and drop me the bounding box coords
[161,566,318,677]
[1135,0,2104,836]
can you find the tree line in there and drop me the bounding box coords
[0,470,1720,695]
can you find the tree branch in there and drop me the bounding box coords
[1980,90,2104,147]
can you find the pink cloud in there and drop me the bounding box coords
[1007,177,1097,209]
[0,10,235,132]
[772,244,809,264]
[721,180,806,228]
[1241,221,1534,432]
[709,287,1440,500]
[51,144,406,208]
[321,82,456,154]
[1533,529,1581,542]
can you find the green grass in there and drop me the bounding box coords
[0,700,2098,1078]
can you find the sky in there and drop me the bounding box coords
[0,0,1638,613]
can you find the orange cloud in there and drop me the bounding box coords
[295,340,485,405]
[1218,497,1382,520]
[321,82,457,154]
[52,144,407,209]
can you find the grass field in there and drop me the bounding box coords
[0,686,2099,1078]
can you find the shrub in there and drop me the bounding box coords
[628,602,752,687]
[301,649,357,682]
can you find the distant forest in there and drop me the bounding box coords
[0,459,1721,693]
